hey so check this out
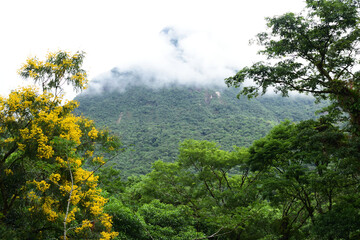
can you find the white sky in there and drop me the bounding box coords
[0,0,306,99]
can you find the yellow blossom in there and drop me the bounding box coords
[75,220,93,233]
[59,183,74,195]
[4,138,14,143]
[71,191,81,205]
[4,169,13,175]
[100,213,113,230]
[85,150,94,157]
[37,143,54,159]
[20,128,30,140]
[27,191,38,200]
[89,193,108,216]
[32,180,50,192]
[74,168,98,188]
[59,115,82,144]
[42,197,58,221]
[29,70,38,78]
[65,207,78,223]
[93,156,105,165]
[46,51,56,59]
[71,72,88,89]
[88,127,98,139]
[100,231,119,240]
[56,156,66,167]
[17,143,26,151]
[49,173,61,183]
[84,119,93,128]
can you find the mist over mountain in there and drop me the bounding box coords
[86,67,229,95]
[84,26,243,95]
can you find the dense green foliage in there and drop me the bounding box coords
[75,85,325,177]
[99,118,360,239]
[4,0,360,239]
[89,0,360,239]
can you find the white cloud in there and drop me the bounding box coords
[0,0,306,99]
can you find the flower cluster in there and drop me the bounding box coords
[100,231,119,240]
[32,180,50,192]
[18,51,89,93]
[4,169,13,175]
[88,127,99,139]
[75,219,93,233]
[49,173,61,183]
[42,197,59,221]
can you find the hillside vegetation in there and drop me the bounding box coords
[75,85,324,177]
[3,1,360,239]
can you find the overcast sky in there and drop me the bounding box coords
[0,0,306,99]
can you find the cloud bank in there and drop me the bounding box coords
[1,0,307,100]
[86,26,240,94]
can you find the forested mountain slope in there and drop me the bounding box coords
[74,85,325,177]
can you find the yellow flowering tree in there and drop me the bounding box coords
[18,51,88,97]
[0,51,121,239]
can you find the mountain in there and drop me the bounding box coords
[74,84,325,177]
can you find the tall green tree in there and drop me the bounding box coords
[225,0,360,132]
[246,119,360,239]
[225,1,360,238]
[123,140,279,239]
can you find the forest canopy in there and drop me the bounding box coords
[2,0,360,239]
